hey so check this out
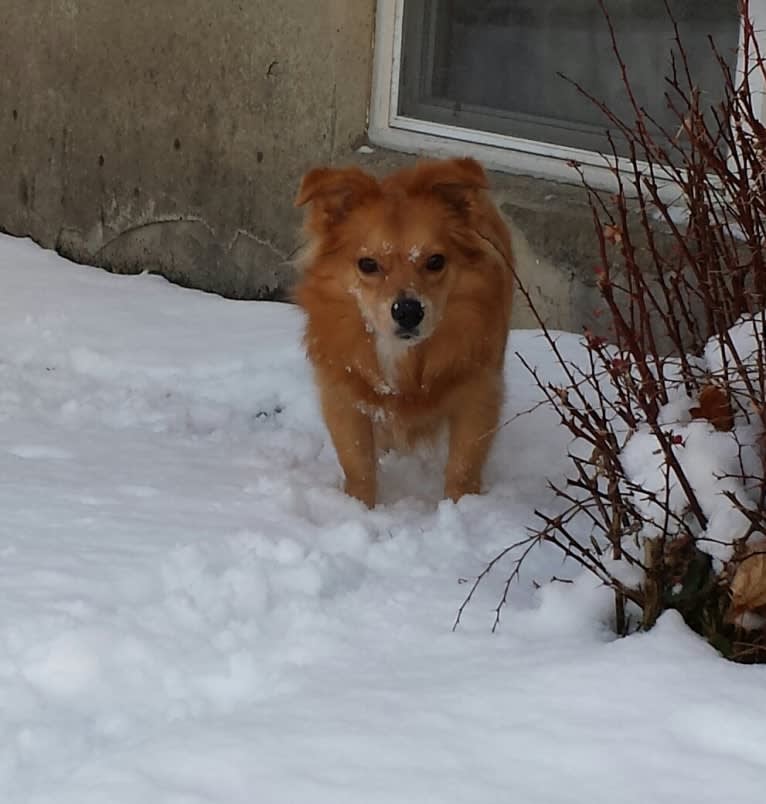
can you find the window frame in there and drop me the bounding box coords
[369,0,766,189]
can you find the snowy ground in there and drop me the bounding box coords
[0,234,764,804]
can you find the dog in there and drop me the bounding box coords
[294,157,514,507]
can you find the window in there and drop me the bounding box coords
[370,1,765,184]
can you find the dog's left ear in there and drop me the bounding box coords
[409,158,513,269]
[408,157,489,210]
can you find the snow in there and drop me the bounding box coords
[622,403,758,562]
[705,313,766,395]
[621,319,765,563]
[1,234,765,803]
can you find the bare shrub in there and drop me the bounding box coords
[459,0,766,661]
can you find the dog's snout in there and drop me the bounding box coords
[391,297,424,332]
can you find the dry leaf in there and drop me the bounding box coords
[690,385,734,432]
[730,546,766,617]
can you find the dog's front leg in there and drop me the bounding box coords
[319,386,376,507]
[444,383,501,502]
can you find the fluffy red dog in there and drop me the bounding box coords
[294,157,514,507]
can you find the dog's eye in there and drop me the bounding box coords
[357,257,380,274]
[425,253,446,272]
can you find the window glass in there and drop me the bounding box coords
[398,0,740,156]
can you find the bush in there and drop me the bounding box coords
[462,0,766,661]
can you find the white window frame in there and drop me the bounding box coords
[369,0,766,190]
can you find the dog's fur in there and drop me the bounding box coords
[294,157,514,507]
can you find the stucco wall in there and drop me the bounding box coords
[0,0,376,298]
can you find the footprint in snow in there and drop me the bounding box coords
[8,445,74,460]
[116,485,160,498]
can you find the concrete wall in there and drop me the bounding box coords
[0,0,608,334]
[0,0,376,298]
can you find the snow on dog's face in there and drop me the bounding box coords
[295,158,511,349]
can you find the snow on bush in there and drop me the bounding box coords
[621,321,764,565]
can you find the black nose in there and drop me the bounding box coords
[391,297,424,331]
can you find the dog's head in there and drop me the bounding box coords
[295,157,512,347]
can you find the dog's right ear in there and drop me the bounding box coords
[295,167,380,232]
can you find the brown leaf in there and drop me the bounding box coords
[730,546,766,617]
[690,385,734,432]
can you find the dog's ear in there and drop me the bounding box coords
[408,158,513,269]
[407,157,489,209]
[295,167,380,232]
[411,157,489,190]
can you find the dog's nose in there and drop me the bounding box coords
[391,297,424,331]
